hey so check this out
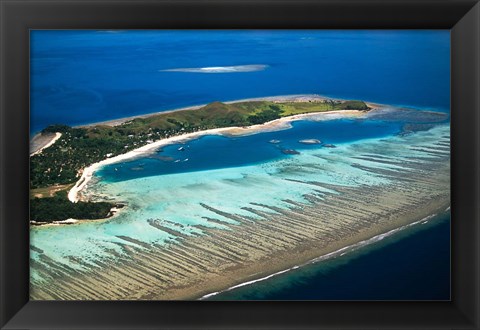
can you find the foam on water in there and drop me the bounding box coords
[199,212,442,300]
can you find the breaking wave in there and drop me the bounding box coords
[199,213,440,300]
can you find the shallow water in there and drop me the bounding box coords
[30,121,450,284]
[29,30,450,299]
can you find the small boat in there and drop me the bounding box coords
[299,139,321,145]
[184,158,189,162]
[178,146,185,151]
[269,139,281,144]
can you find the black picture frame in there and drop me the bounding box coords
[1,0,479,329]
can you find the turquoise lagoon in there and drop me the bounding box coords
[30,30,451,299]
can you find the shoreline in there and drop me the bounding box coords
[30,205,125,227]
[199,210,447,300]
[180,194,450,301]
[75,93,378,128]
[30,132,62,156]
[35,173,450,300]
[67,108,367,203]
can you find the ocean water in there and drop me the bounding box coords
[30,30,451,300]
[206,211,450,300]
[30,30,450,134]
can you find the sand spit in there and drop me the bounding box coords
[30,132,62,156]
[68,109,366,203]
[30,131,450,300]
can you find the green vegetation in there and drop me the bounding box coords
[41,124,71,134]
[247,105,282,124]
[30,98,369,222]
[279,99,369,115]
[30,191,115,222]
[337,100,370,110]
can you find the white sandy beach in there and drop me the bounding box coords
[30,132,62,156]
[67,109,366,203]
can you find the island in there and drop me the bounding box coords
[29,95,450,301]
[30,97,370,223]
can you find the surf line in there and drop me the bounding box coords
[199,266,299,300]
[198,212,440,300]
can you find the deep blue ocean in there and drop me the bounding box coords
[30,30,450,134]
[31,30,450,300]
